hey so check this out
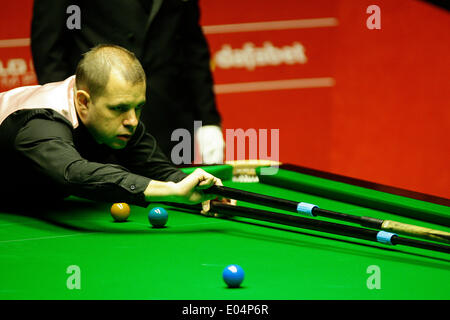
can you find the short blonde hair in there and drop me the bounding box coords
[75,44,146,101]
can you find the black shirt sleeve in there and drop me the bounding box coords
[115,122,188,183]
[14,116,152,206]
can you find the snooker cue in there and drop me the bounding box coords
[203,185,450,244]
[208,202,450,254]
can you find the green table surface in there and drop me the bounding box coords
[0,165,449,300]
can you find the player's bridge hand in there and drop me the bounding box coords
[201,198,237,218]
[195,171,237,217]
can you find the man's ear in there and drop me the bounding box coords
[75,90,91,119]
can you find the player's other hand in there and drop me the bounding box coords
[201,177,237,217]
[175,168,222,204]
[201,198,237,217]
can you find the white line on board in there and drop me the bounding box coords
[214,77,335,94]
[203,18,339,34]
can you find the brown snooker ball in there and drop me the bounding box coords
[110,203,131,222]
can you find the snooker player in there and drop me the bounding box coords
[0,44,222,214]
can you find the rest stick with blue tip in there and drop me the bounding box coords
[203,185,450,244]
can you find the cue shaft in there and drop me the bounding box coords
[211,203,377,241]
[203,185,299,212]
[204,185,450,244]
[204,185,374,225]
[209,203,450,254]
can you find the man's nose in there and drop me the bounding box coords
[123,109,138,128]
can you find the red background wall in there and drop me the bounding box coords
[0,0,449,199]
[199,0,450,199]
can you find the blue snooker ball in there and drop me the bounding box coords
[148,207,168,228]
[222,264,244,288]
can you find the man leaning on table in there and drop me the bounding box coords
[0,44,224,214]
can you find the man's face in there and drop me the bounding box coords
[83,73,146,149]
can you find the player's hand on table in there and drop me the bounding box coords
[201,198,237,217]
[200,179,237,217]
